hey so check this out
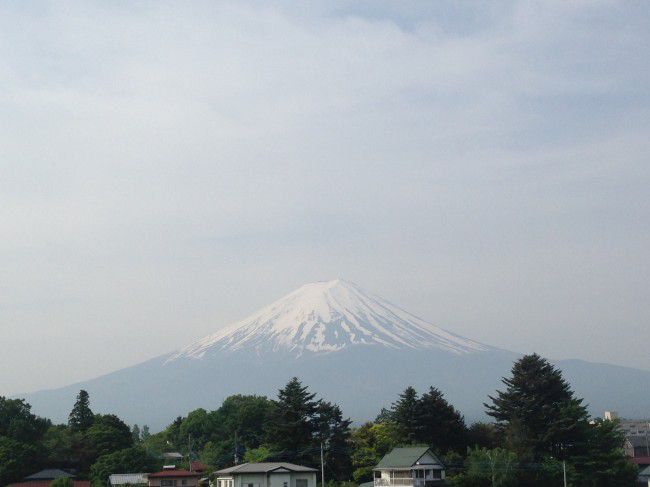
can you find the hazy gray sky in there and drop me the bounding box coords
[2,1,649,396]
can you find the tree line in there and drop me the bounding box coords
[0,354,638,487]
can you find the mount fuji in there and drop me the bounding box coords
[21,279,650,429]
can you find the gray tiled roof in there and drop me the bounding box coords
[24,469,75,481]
[216,463,318,475]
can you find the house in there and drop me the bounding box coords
[8,469,90,487]
[148,470,201,487]
[626,436,650,458]
[213,462,318,487]
[638,465,650,486]
[373,447,445,486]
[109,473,149,486]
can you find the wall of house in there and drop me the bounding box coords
[237,473,268,487]
[148,478,198,487]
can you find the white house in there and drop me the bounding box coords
[372,447,445,486]
[214,463,317,487]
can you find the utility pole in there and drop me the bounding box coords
[320,441,325,487]
[188,434,193,471]
[234,431,239,465]
[563,460,567,487]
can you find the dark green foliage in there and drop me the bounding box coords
[467,422,500,450]
[315,401,353,480]
[0,436,42,486]
[453,447,518,487]
[266,377,319,464]
[43,424,92,471]
[485,354,589,460]
[0,397,48,485]
[416,387,467,453]
[389,386,420,444]
[90,446,161,487]
[69,390,94,432]
[570,419,638,486]
[385,386,468,454]
[86,414,134,459]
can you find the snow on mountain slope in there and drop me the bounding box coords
[167,279,489,362]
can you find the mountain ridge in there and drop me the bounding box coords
[18,280,650,430]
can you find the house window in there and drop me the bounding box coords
[296,479,308,487]
[182,481,187,486]
[283,482,288,487]
[161,481,176,487]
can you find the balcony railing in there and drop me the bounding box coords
[374,479,441,487]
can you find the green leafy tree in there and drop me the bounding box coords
[416,387,467,453]
[86,414,134,459]
[0,436,42,486]
[69,390,94,432]
[266,378,318,464]
[243,446,272,463]
[455,447,518,487]
[350,422,400,483]
[389,387,420,444]
[90,446,161,487]
[51,477,74,487]
[0,397,49,485]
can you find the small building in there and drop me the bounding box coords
[110,473,149,486]
[148,470,201,487]
[9,469,90,487]
[214,463,318,487]
[162,452,185,463]
[373,447,445,486]
[626,436,650,458]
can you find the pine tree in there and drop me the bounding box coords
[390,386,420,443]
[415,387,467,453]
[68,390,94,432]
[485,354,589,460]
[266,377,318,464]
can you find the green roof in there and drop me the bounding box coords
[640,465,650,476]
[375,447,432,469]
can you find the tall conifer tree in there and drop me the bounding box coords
[266,378,318,464]
[68,390,94,432]
[390,386,420,444]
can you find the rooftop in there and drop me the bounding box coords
[215,463,318,475]
[148,470,201,478]
[375,447,433,469]
[24,470,76,481]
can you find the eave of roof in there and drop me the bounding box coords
[374,447,434,469]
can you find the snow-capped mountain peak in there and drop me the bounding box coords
[167,279,489,362]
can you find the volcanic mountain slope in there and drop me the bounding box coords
[168,279,489,360]
[21,280,650,430]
